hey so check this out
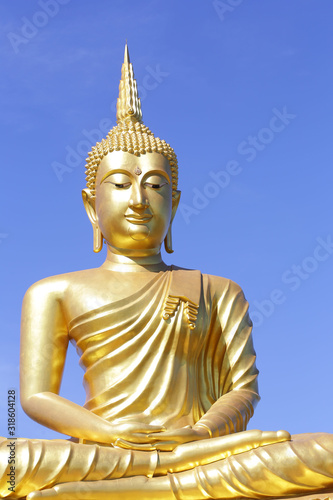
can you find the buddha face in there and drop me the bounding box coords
[85,151,179,255]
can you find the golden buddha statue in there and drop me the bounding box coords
[1,45,333,500]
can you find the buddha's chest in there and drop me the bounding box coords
[64,270,163,325]
[69,296,206,418]
[66,269,206,367]
[68,294,205,370]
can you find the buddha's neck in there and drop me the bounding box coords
[101,244,169,273]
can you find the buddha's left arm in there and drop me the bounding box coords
[116,280,260,451]
[194,281,260,438]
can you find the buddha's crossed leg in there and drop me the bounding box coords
[3,431,333,500]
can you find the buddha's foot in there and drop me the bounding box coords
[157,428,291,474]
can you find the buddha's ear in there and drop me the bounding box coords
[82,189,103,253]
[171,190,181,223]
[165,190,181,254]
[82,189,97,225]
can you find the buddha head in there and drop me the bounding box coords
[82,45,180,257]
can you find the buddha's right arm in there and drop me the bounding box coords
[21,392,122,443]
[19,279,119,443]
[19,280,161,444]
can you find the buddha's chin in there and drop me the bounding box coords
[128,225,150,241]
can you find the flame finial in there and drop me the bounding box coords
[116,43,142,125]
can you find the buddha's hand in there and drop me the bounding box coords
[110,420,166,447]
[115,425,210,451]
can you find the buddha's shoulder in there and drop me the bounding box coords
[172,266,246,298]
[203,274,246,302]
[24,268,105,298]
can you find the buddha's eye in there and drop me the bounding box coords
[112,182,131,189]
[101,172,132,188]
[144,174,169,189]
[144,182,168,189]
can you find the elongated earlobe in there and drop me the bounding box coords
[164,190,181,254]
[82,189,104,254]
[164,225,173,254]
[93,224,103,253]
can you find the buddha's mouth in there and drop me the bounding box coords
[125,214,153,224]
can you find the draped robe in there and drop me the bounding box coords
[1,268,333,499]
[69,268,259,430]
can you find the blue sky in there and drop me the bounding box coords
[1,0,333,439]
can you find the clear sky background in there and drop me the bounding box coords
[1,0,333,439]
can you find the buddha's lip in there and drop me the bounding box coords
[125,214,153,223]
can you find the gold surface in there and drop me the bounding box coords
[1,45,333,500]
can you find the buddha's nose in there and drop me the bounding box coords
[129,186,149,209]
[129,200,149,209]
